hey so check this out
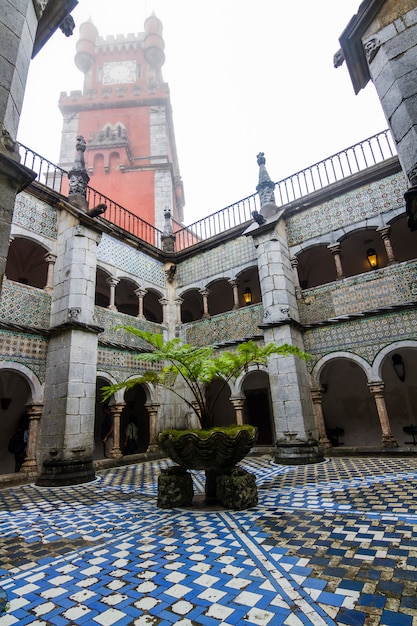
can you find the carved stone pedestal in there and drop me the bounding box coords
[157,466,193,508]
[275,438,323,465]
[216,467,258,510]
[36,457,95,487]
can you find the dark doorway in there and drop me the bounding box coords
[245,389,273,445]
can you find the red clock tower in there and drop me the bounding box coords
[58,14,184,232]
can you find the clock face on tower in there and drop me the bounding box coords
[102,60,136,85]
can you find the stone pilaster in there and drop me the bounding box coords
[36,210,103,486]
[248,219,322,465]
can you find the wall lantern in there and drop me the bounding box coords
[243,287,252,305]
[367,248,378,269]
[392,353,405,382]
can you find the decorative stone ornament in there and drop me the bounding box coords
[256,152,279,218]
[68,136,90,210]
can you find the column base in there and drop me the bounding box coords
[381,434,398,448]
[36,457,95,487]
[275,438,324,465]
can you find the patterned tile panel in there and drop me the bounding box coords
[97,346,161,383]
[0,457,417,625]
[177,237,257,287]
[97,235,165,287]
[298,261,417,325]
[286,172,405,246]
[304,308,417,367]
[183,304,263,346]
[13,192,58,239]
[0,281,51,329]
[95,306,163,350]
[0,330,48,382]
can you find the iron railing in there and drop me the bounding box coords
[18,129,396,252]
[174,129,396,250]
[18,143,163,248]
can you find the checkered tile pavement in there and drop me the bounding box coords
[0,456,416,625]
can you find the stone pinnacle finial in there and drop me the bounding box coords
[255,152,277,218]
[68,136,90,210]
[161,209,176,252]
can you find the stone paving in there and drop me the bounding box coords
[0,456,416,625]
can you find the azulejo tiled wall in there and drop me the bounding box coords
[95,306,163,351]
[177,236,257,286]
[97,234,165,287]
[183,304,263,346]
[298,260,417,325]
[0,329,47,383]
[0,281,51,329]
[286,171,405,246]
[304,308,417,369]
[14,192,58,239]
[97,346,160,384]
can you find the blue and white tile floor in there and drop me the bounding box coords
[0,456,417,625]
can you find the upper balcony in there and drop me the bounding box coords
[19,129,396,253]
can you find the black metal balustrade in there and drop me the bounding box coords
[18,129,396,252]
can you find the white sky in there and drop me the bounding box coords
[18,0,388,224]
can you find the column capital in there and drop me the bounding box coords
[368,381,385,395]
[106,277,120,287]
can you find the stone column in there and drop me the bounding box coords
[146,403,160,452]
[44,253,57,291]
[135,288,147,319]
[109,403,124,459]
[230,396,245,425]
[175,297,183,324]
[310,389,331,449]
[229,279,240,309]
[368,382,398,448]
[377,226,397,265]
[328,243,344,279]
[290,257,302,298]
[200,288,210,318]
[21,403,43,473]
[106,277,119,310]
[159,297,169,325]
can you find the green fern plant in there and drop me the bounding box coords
[102,328,308,429]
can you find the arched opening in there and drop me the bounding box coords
[115,278,139,316]
[95,267,111,308]
[297,245,336,289]
[242,370,274,445]
[209,379,234,427]
[340,228,387,278]
[381,347,417,445]
[320,358,380,446]
[6,238,48,288]
[237,267,262,306]
[93,153,105,175]
[109,151,120,172]
[207,279,233,316]
[0,370,31,474]
[122,385,149,453]
[144,289,163,323]
[181,289,203,322]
